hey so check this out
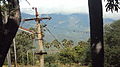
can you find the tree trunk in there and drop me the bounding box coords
[7,49,12,67]
[88,0,104,67]
[0,0,21,66]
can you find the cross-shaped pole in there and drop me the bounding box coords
[22,7,51,67]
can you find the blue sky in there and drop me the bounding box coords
[19,0,120,20]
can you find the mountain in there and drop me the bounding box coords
[20,13,115,42]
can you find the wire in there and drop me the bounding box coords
[45,26,64,49]
[20,0,32,28]
[45,27,57,40]
[25,0,31,6]
[20,20,25,27]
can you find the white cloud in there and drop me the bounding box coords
[20,0,120,20]
[20,0,88,14]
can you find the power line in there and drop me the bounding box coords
[25,0,31,6]
[21,7,51,67]
[45,26,64,49]
[45,27,57,40]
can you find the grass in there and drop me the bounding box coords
[3,64,88,67]
[3,65,88,67]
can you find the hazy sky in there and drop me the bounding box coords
[19,0,120,20]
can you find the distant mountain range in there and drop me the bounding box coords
[20,13,115,42]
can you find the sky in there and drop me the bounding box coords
[19,0,120,20]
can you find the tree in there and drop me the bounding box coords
[105,0,120,12]
[88,0,120,66]
[10,31,34,65]
[104,20,120,67]
[44,42,52,49]
[51,39,61,49]
[73,41,89,65]
[58,41,89,66]
[88,0,104,67]
[104,45,120,67]
[62,39,74,48]
[104,20,120,47]
[58,47,76,64]
[44,55,57,67]
[0,0,21,66]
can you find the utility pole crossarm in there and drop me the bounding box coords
[22,18,36,22]
[21,7,51,67]
[21,17,51,22]
[39,17,52,20]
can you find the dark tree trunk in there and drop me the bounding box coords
[88,0,104,67]
[0,0,21,66]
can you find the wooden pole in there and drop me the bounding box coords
[22,7,51,67]
[7,49,12,67]
[32,50,35,66]
[13,38,17,67]
[27,50,29,65]
[35,9,44,67]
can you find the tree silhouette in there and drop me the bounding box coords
[88,0,119,67]
[0,0,21,66]
[105,0,120,12]
[88,0,104,67]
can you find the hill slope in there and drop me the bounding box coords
[20,13,114,41]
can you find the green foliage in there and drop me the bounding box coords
[0,4,9,12]
[51,39,61,49]
[45,39,74,49]
[62,39,74,48]
[45,39,90,66]
[45,63,58,67]
[104,20,120,46]
[73,41,91,65]
[45,55,56,63]
[105,45,120,67]
[45,54,58,67]
[10,30,36,65]
[0,0,13,16]
[104,20,120,67]
[44,42,52,49]
[58,48,76,64]
[58,41,90,65]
